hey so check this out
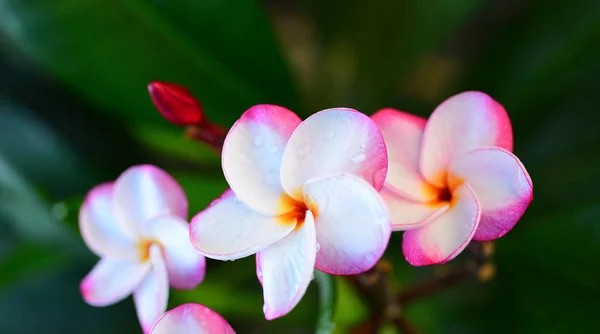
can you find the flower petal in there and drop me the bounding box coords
[80,257,150,307]
[449,147,533,241]
[134,245,169,334]
[372,108,437,201]
[190,189,294,261]
[380,186,449,231]
[281,108,388,200]
[402,184,481,266]
[150,303,235,334]
[302,174,391,275]
[113,165,188,239]
[147,215,206,290]
[222,105,301,215]
[420,91,513,187]
[79,182,136,258]
[257,211,317,320]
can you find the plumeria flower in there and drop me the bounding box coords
[372,91,533,266]
[79,165,206,333]
[190,105,391,319]
[150,303,235,334]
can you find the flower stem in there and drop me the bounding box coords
[314,270,336,334]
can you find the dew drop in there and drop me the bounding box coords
[253,136,264,147]
[264,171,280,186]
[316,242,321,252]
[352,153,366,163]
[270,145,279,154]
[359,143,366,149]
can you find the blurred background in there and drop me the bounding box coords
[0,0,599,333]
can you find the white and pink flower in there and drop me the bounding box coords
[190,105,391,319]
[372,91,533,266]
[79,165,206,333]
[150,303,235,334]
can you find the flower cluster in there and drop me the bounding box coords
[78,87,532,333]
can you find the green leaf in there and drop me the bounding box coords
[314,270,336,334]
[0,0,300,127]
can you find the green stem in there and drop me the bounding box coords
[314,270,336,334]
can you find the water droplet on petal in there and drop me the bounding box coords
[352,153,366,163]
[316,242,321,252]
[270,146,279,154]
[264,171,280,186]
[253,136,264,147]
[359,143,366,149]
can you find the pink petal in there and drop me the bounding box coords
[147,215,206,290]
[302,174,391,275]
[280,108,388,200]
[257,211,316,320]
[420,92,513,187]
[113,165,188,239]
[222,105,301,215]
[380,186,449,231]
[402,184,481,266]
[150,303,235,334]
[80,257,150,307]
[134,245,169,334]
[449,147,533,241]
[190,189,294,261]
[79,182,136,258]
[372,108,438,201]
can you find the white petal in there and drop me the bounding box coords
[449,147,533,241]
[402,184,481,266]
[113,165,188,239]
[222,105,301,215]
[80,257,150,307]
[257,211,316,320]
[150,303,235,334]
[372,109,437,201]
[190,190,294,261]
[79,182,136,258]
[280,108,388,200]
[380,186,448,231]
[420,91,513,187]
[302,174,391,275]
[134,245,169,334]
[147,215,206,290]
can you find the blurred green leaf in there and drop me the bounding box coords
[314,270,336,334]
[0,0,301,128]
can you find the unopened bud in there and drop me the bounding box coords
[148,81,204,126]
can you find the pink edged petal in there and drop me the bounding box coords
[281,108,388,200]
[449,147,533,241]
[190,189,294,261]
[79,182,136,258]
[257,211,317,320]
[222,105,302,215]
[150,303,235,334]
[147,215,206,290]
[134,245,169,334]
[302,174,391,275]
[420,91,513,187]
[113,165,188,239]
[80,257,150,307]
[402,184,481,266]
[372,109,438,201]
[380,186,449,231]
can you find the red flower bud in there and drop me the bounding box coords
[148,81,205,126]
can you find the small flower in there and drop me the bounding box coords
[372,91,533,266]
[79,165,206,333]
[149,303,235,334]
[190,105,391,319]
[148,81,205,126]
